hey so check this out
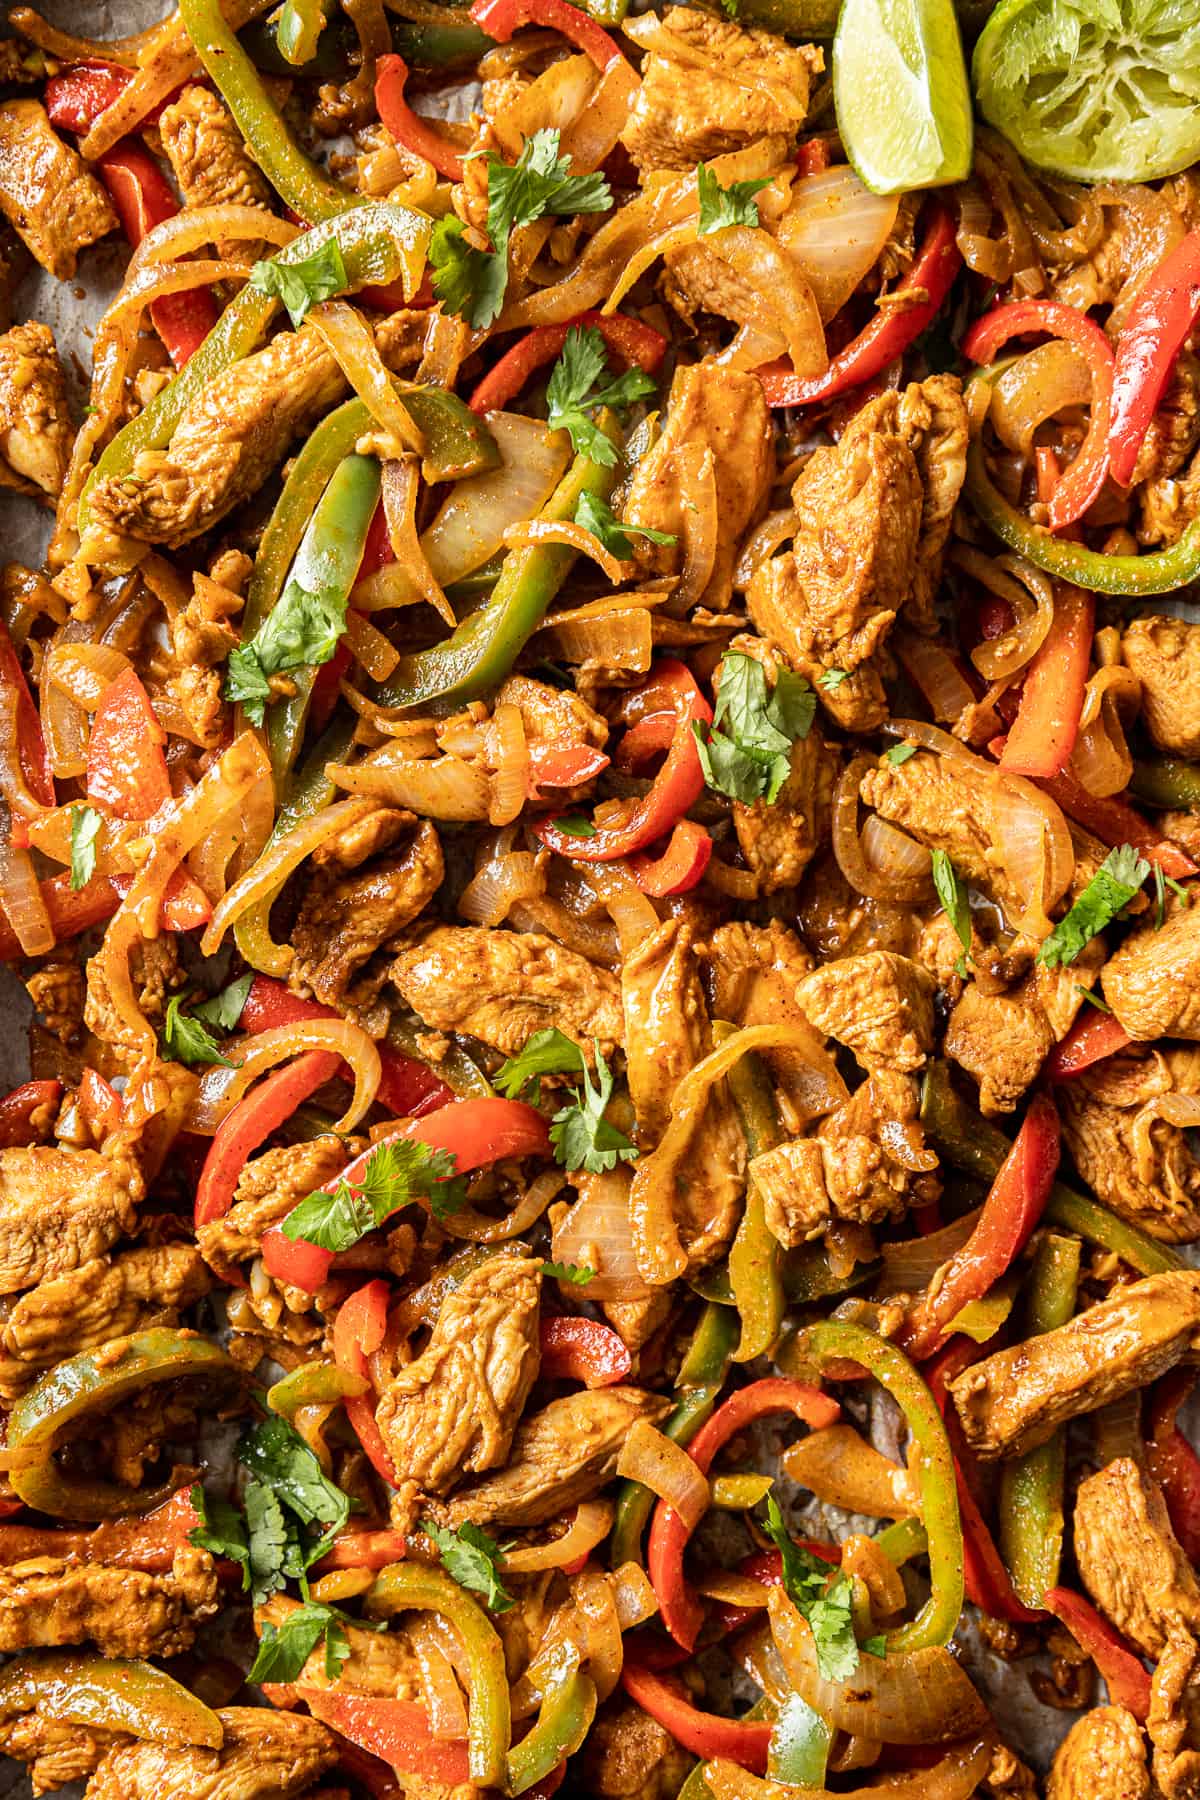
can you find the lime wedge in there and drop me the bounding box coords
[974,0,1200,183]
[833,0,974,194]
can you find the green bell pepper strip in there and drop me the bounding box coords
[366,1563,510,1787]
[689,1247,880,1309]
[505,1658,596,1795]
[735,0,841,31]
[387,1014,493,1097]
[998,1232,1080,1608]
[77,204,431,541]
[768,1692,832,1786]
[1130,756,1200,812]
[240,11,358,77]
[8,1330,241,1522]
[263,451,382,784]
[276,0,328,65]
[391,15,494,62]
[609,1302,737,1568]
[0,1652,223,1748]
[376,411,621,709]
[920,1061,1182,1276]
[720,1030,786,1364]
[965,437,1200,596]
[403,386,503,482]
[268,1360,368,1418]
[791,1320,963,1652]
[711,1473,774,1510]
[179,0,357,221]
[874,1514,929,1567]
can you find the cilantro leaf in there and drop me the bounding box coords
[883,743,916,766]
[422,1518,515,1612]
[549,1042,637,1175]
[69,804,103,892]
[819,668,849,690]
[192,972,254,1032]
[863,1634,887,1658]
[244,1478,298,1606]
[552,815,598,839]
[546,325,657,465]
[697,162,772,235]
[189,1484,250,1590]
[762,1496,860,1682]
[540,1260,595,1284]
[694,652,815,806]
[1038,845,1151,969]
[247,1600,344,1684]
[1075,983,1111,1013]
[281,1137,463,1253]
[428,214,508,331]
[576,489,676,560]
[225,579,350,726]
[249,239,348,328]
[931,849,972,976]
[237,1416,351,1553]
[494,1027,585,1100]
[162,993,239,1069]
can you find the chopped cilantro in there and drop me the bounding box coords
[546,325,657,466]
[696,161,771,235]
[162,993,239,1069]
[1038,845,1151,968]
[69,804,103,892]
[422,1518,515,1612]
[819,669,850,690]
[236,1415,351,1559]
[762,1496,860,1682]
[883,743,917,766]
[1075,984,1111,1013]
[281,1137,464,1253]
[249,238,348,328]
[225,579,350,727]
[931,849,972,978]
[575,489,676,560]
[248,1600,354,1684]
[540,1259,595,1284]
[551,815,598,839]
[694,651,815,805]
[191,972,254,1032]
[494,1027,585,1100]
[550,1042,638,1175]
[189,1484,250,1590]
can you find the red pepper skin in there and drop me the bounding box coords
[998,584,1094,781]
[316,1528,411,1572]
[712,1542,839,1634]
[1044,1008,1132,1081]
[261,1229,338,1293]
[1145,1370,1200,1564]
[46,60,134,132]
[300,1688,471,1784]
[614,710,676,771]
[621,1663,771,1773]
[963,300,1115,530]
[467,312,667,416]
[240,977,453,1119]
[86,668,173,821]
[0,622,54,812]
[471,0,626,71]
[0,1080,61,1149]
[1044,1587,1152,1720]
[903,1093,1060,1361]
[758,202,961,408]
[109,864,214,932]
[375,54,464,181]
[79,1068,122,1139]
[539,1315,632,1388]
[194,1051,342,1228]
[795,138,832,176]
[536,661,712,863]
[528,743,611,795]
[629,818,713,896]
[1109,232,1200,488]
[0,1486,201,1574]
[332,1279,400,1486]
[97,141,219,367]
[648,1378,839,1651]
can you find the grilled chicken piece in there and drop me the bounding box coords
[0,322,72,498]
[85,1707,338,1800]
[1073,1458,1200,1658]
[158,85,272,256]
[448,1387,671,1526]
[1121,616,1200,758]
[85,310,426,549]
[622,361,773,611]
[390,926,624,1060]
[1129,351,1200,488]
[291,818,443,1008]
[0,1545,217,1658]
[162,572,242,750]
[949,1271,1200,1459]
[0,1147,137,1295]
[196,1136,348,1283]
[0,101,115,279]
[1138,444,1200,548]
[376,1254,543,1525]
[730,719,838,894]
[1058,1047,1200,1242]
[578,1697,696,1800]
[621,8,819,172]
[0,1711,124,1798]
[1048,1707,1151,1800]
[942,984,1054,1117]
[258,1594,424,1699]
[1104,901,1200,1041]
[0,1243,211,1398]
[863,376,969,634]
[795,951,935,1075]
[497,674,608,754]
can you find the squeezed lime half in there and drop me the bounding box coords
[974,0,1200,183]
[833,0,974,194]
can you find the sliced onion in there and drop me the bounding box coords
[487,703,529,828]
[733,509,797,590]
[572,1565,624,1701]
[841,1533,908,1622]
[782,1425,918,1520]
[768,1587,991,1745]
[609,1561,657,1630]
[127,203,297,273]
[778,167,901,323]
[552,1168,651,1302]
[200,796,379,959]
[603,219,701,316]
[989,340,1092,458]
[343,609,399,682]
[44,644,132,712]
[878,1210,979,1295]
[502,519,629,584]
[1069,664,1139,798]
[861,815,934,886]
[953,547,1055,683]
[439,1168,565,1244]
[0,815,53,955]
[307,300,424,453]
[670,440,718,613]
[1132,1095,1200,1185]
[189,1020,381,1135]
[890,630,976,731]
[704,1739,991,1800]
[534,606,654,674]
[380,455,454,627]
[503,1502,615,1573]
[703,224,827,376]
[329,747,491,820]
[616,1420,710,1530]
[836,754,934,906]
[8,5,161,61]
[406,1617,468,1741]
[557,55,640,174]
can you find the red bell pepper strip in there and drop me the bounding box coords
[79,1068,122,1139]
[46,60,135,132]
[0,1080,61,1149]
[629,818,712,897]
[316,1528,411,1572]
[536,660,712,863]
[1044,1007,1132,1080]
[962,299,1115,531]
[996,584,1094,781]
[1109,232,1200,488]
[260,1229,339,1294]
[300,1688,471,1783]
[375,54,464,182]
[539,1316,632,1388]
[0,623,54,814]
[1145,1370,1200,1564]
[614,711,676,771]
[240,976,453,1118]
[467,313,667,416]
[528,744,611,795]
[1044,1587,1152,1720]
[757,201,961,408]
[86,668,173,821]
[330,1278,400,1486]
[621,1663,770,1773]
[0,1486,201,1574]
[648,1378,839,1651]
[471,0,627,72]
[97,141,219,367]
[323,1739,403,1800]
[902,1093,1060,1362]
[194,1051,342,1227]
[109,864,214,931]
